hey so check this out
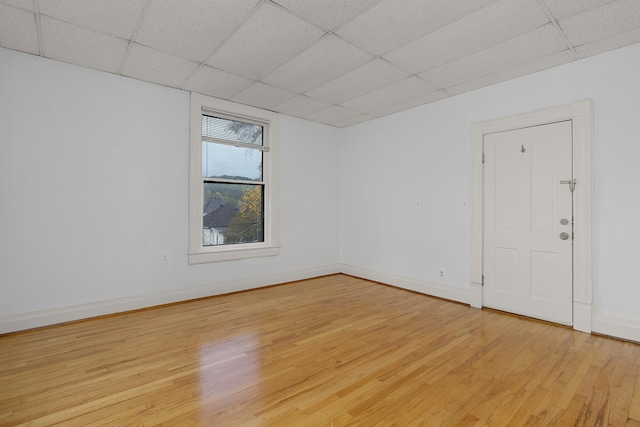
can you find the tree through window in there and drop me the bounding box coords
[201,115,265,246]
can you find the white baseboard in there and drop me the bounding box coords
[0,264,341,334]
[340,264,470,305]
[592,312,640,344]
[5,264,640,345]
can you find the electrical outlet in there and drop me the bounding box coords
[439,270,444,278]
[161,253,169,264]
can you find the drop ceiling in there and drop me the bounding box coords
[1,0,640,127]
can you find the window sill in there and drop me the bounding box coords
[188,245,279,264]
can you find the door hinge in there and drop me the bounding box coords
[481,275,485,286]
[560,179,576,192]
[482,153,485,164]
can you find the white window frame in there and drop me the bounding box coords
[189,93,279,264]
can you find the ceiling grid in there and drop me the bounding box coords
[0,0,638,127]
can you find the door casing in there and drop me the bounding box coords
[470,100,594,333]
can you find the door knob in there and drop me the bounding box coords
[559,232,570,240]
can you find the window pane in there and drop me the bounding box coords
[202,183,264,246]
[202,141,263,181]
[202,114,263,146]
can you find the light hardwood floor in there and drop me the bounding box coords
[1,274,639,426]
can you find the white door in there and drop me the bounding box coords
[483,121,573,325]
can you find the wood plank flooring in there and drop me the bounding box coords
[1,274,639,426]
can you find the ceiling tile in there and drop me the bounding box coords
[41,17,128,74]
[306,59,408,104]
[39,0,146,39]
[336,0,498,55]
[419,24,567,88]
[272,95,332,118]
[136,0,259,63]
[341,76,439,113]
[542,0,615,20]
[0,4,38,54]
[262,35,372,93]
[232,82,296,110]
[559,0,640,46]
[121,43,199,87]
[0,0,34,11]
[207,2,324,81]
[368,90,451,118]
[575,27,640,59]
[333,114,376,128]
[270,0,382,30]
[446,50,575,95]
[181,65,252,100]
[383,0,549,74]
[305,105,361,126]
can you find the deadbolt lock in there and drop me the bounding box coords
[560,218,569,226]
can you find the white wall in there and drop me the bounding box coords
[0,48,341,332]
[340,42,640,341]
[3,41,640,342]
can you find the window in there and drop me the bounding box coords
[189,93,279,264]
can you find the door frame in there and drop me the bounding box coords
[470,100,594,333]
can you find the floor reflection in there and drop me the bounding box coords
[197,333,262,422]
